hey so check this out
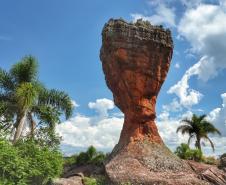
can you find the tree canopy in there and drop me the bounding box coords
[177,114,221,152]
[0,56,74,142]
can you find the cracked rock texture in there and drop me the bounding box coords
[99,19,217,184]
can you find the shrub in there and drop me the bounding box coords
[64,154,78,166]
[76,146,106,166]
[191,148,203,162]
[83,176,106,185]
[0,138,63,185]
[175,143,203,162]
[83,177,97,185]
[0,138,28,184]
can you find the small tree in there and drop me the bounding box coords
[177,114,221,152]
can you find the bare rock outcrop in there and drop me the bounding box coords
[188,161,226,185]
[100,19,210,184]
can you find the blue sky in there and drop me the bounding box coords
[1,0,226,156]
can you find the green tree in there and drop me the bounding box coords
[0,137,63,185]
[0,56,73,143]
[177,114,221,152]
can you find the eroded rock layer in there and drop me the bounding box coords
[100,19,210,184]
[100,19,173,148]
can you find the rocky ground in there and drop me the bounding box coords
[53,155,226,185]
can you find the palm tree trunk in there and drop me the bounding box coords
[28,112,36,138]
[195,137,201,151]
[13,111,27,143]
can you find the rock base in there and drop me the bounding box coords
[105,141,209,185]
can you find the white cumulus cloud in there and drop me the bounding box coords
[88,98,114,118]
[56,98,123,155]
[208,93,226,136]
[167,61,203,108]
[178,3,226,82]
[71,100,79,108]
[131,3,176,27]
[168,2,226,109]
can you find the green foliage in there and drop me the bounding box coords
[83,177,97,185]
[76,146,106,166]
[64,155,78,166]
[34,127,62,150]
[177,114,221,152]
[175,143,203,162]
[10,56,38,83]
[64,146,107,167]
[0,55,73,142]
[15,82,38,110]
[0,138,63,185]
[83,176,106,185]
[0,138,28,185]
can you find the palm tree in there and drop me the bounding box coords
[177,114,221,152]
[0,56,73,143]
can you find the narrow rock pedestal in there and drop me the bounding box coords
[100,19,209,185]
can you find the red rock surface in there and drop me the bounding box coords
[100,19,173,148]
[100,19,215,184]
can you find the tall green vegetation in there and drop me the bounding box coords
[0,56,73,142]
[175,143,219,164]
[177,114,221,152]
[0,138,63,185]
[76,146,106,166]
[175,143,203,162]
[0,56,73,184]
[64,146,107,166]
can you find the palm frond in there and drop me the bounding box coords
[32,105,61,129]
[199,114,207,121]
[176,124,192,135]
[15,82,38,110]
[203,136,215,152]
[0,68,14,91]
[181,118,193,126]
[10,56,38,84]
[188,134,196,146]
[38,89,73,119]
[202,120,221,136]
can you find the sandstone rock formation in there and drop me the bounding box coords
[100,19,211,184]
[188,161,226,185]
[100,19,172,148]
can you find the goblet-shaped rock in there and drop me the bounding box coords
[100,19,173,148]
[100,19,208,185]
